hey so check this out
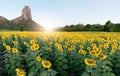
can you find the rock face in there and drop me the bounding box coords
[0,16,9,29]
[12,6,32,24]
[0,16,8,21]
[0,16,8,24]
[22,6,32,20]
[0,6,43,31]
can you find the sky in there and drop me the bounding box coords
[0,0,120,30]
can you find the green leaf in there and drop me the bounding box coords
[92,70,101,76]
[57,56,64,60]
[50,70,57,76]
[104,66,112,72]
[5,64,10,70]
[108,73,115,76]
[105,60,113,66]
[56,62,63,66]
[82,72,90,76]
[63,59,68,63]
[94,65,102,72]
[28,72,35,76]
[85,66,92,73]
[62,64,68,69]
[97,60,102,65]
[10,65,16,71]
[40,71,47,76]
[28,60,35,67]
[116,63,120,67]
[103,72,115,76]
[29,65,36,72]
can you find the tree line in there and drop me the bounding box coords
[0,20,120,32]
[56,20,120,32]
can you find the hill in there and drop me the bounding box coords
[0,6,44,31]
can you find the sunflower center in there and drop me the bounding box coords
[98,54,104,58]
[87,60,95,64]
[44,62,49,66]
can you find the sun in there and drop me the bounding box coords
[44,26,55,31]
[36,15,60,31]
[40,19,57,31]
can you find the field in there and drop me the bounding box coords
[0,32,120,76]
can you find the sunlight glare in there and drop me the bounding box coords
[44,26,55,31]
[38,16,59,31]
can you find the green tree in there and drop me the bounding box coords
[76,24,84,31]
[19,25,24,31]
[104,20,113,32]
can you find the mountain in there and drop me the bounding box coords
[12,6,32,24]
[0,6,44,31]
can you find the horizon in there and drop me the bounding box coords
[0,0,120,30]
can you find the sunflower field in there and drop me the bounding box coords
[0,32,120,76]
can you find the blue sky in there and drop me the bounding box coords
[0,0,120,30]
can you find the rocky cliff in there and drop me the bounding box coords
[0,6,43,31]
[12,6,32,24]
[22,6,32,20]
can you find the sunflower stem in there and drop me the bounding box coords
[90,66,93,76]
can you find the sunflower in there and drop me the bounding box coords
[118,45,120,50]
[93,47,97,51]
[23,41,28,46]
[31,44,39,51]
[71,45,75,49]
[110,50,115,55]
[97,48,102,53]
[46,47,52,51]
[112,46,117,50]
[12,48,18,53]
[88,39,93,42]
[78,50,82,54]
[12,41,18,45]
[92,43,96,47]
[104,44,109,49]
[15,68,25,76]
[34,44,40,50]
[82,50,87,55]
[97,53,107,60]
[3,43,6,46]
[79,45,83,49]
[112,44,117,47]
[78,50,86,55]
[63,45,67,49]
[14,35,18,39]
[30,39,36,44]
[31,45,35,51]
[98,44,103,48]
[90,51,97,56]
[48,41,53,46]
[84,58,96,66]
[58,47,63,52]
[36,56,41,62]
[42,60,52,69]
[6,45,11,51]
[87,47,91,51]
[68,47,73,51]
